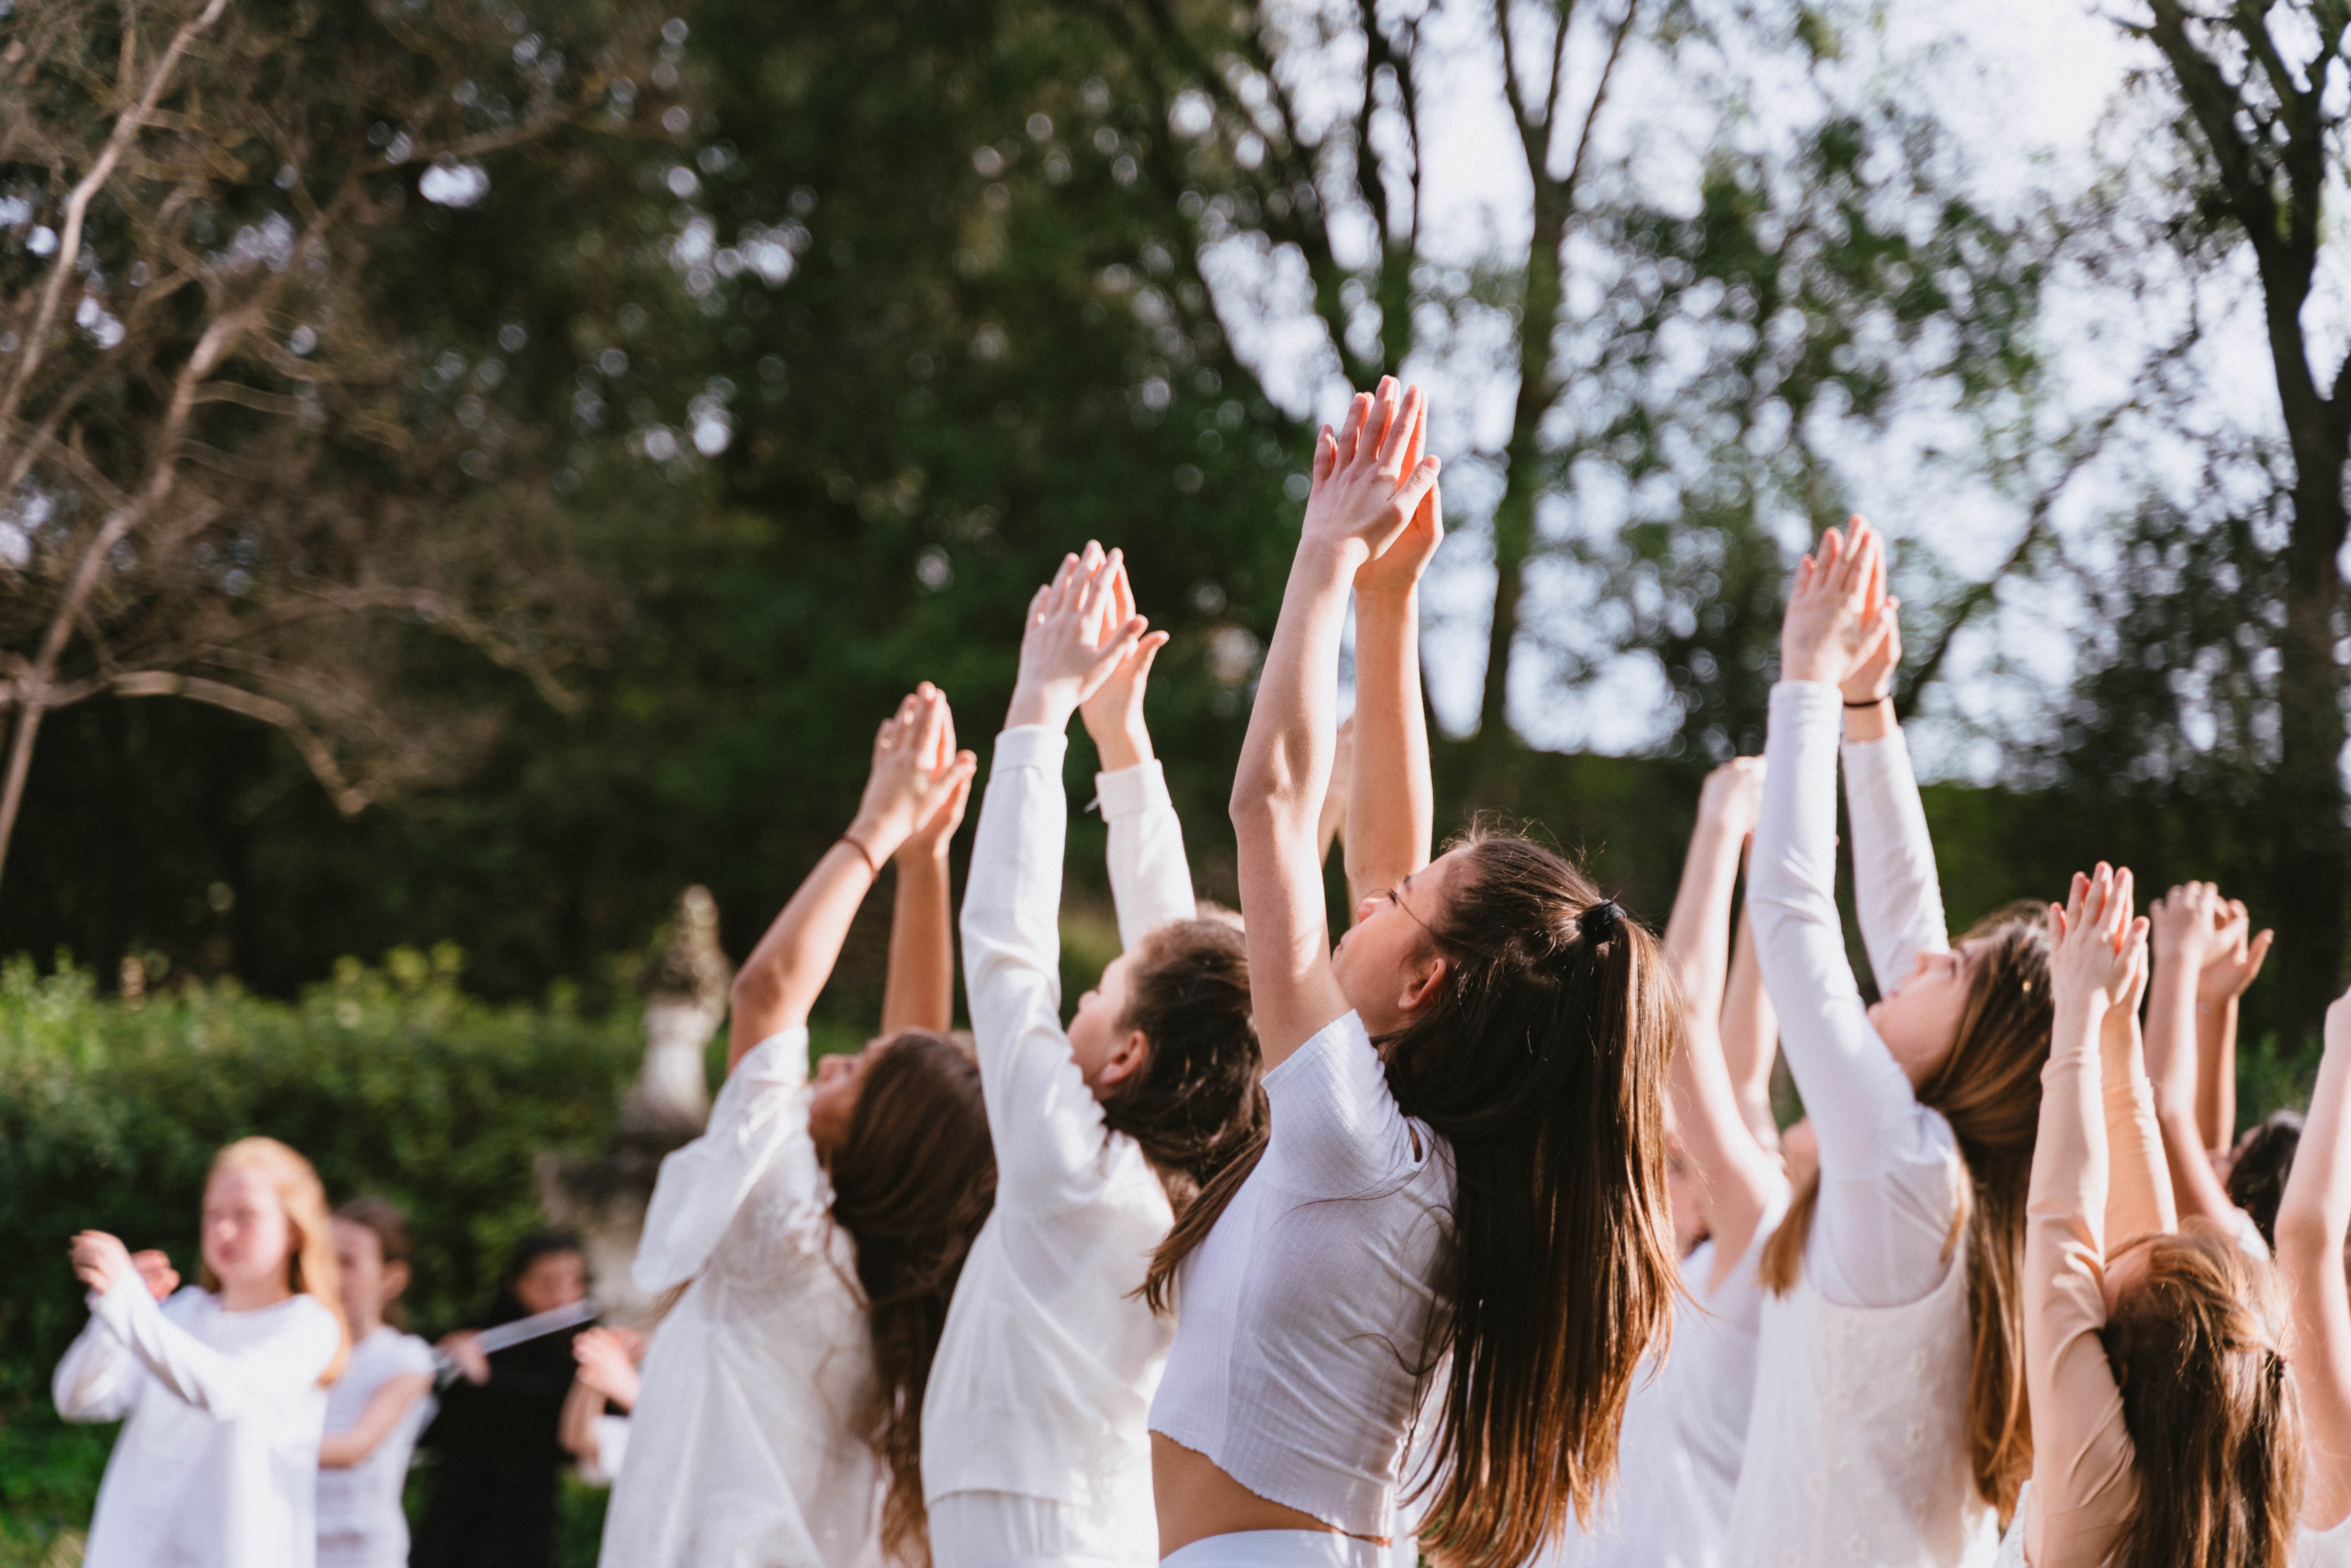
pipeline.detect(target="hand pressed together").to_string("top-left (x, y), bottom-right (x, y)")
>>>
top-left (1006, 544), bottom-right (1149, 734)
top-left (849, 683), bottom-right (977, 867)
top-left (1300, 378), bottom-right (1442, 574)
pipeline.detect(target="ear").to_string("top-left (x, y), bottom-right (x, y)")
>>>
top-left (382, 1259), bottom-right (411, 1303)
top-left (1096, 1028), bottom-right (1151, 1091)
top-left (1397, 953), bottom-right (1449, 1017)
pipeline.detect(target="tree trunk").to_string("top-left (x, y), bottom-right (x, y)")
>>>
top-left (2271, 446), bottom-right (2348, 1043)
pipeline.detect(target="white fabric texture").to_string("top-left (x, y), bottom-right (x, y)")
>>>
top-left (1534, 1181), bottom-right (1795, 1568)
top-left (580, 1413), bottom-right (631, 1487)
top-left (1160, 1531), bottom-right (1393, 1568)
top-left (1722, 1242), bottom-right (1996, 1568)
top-left (2301, 1515), bottom-right (2351, 1568)
top-left (924, 733), bottom-right (1196, 1561)
top-left (1150, 1009), bottom-right (1456, 1542)
top-left (315, 1324), bottom-right (437, 1568)
top-left (598, 1025), bottom-right (888, 1568)
top-left (1750, 681), bottom-right (1967, 1310)
top-left (54, 1282), bottom-right (342, 1568)
top-left (927, 1490), bottom-right (1144, 1568)
top-left (1992, 1484), bottom-right (2029, 1568)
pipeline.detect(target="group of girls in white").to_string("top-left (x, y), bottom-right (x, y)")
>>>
top-left (50, 377), bottom-right (2351, 1568)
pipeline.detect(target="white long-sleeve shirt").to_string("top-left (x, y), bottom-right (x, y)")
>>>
top-left (55, 1281), bottom-right (343, 1568)
top-left (316, 1325), bottom-right (438, 1568)
top-left (922, 730), bottom-right (1198, 1558)
top-left (600, 1024), bottom-right (887, 1568)
top-left (1749, 680), bottom-right (1966, 1308)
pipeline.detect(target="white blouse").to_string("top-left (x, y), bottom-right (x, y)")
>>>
top-left (599, 1025), bottom-right (888, 1568)
top-left (55, 1283), bottom-right (343, 1568)
top-left (1150, 1010), bottom-right (1457, 1543)
top-left (316, 1324), bottom-right (438, 1568)
top-left (922, 732), bottom-right (1198, 1560)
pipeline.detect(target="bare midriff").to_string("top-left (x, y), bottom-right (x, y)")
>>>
top-left (1151, 1432), bottom-right (1387, 1558)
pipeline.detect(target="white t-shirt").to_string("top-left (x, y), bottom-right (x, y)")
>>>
top-left (1150, 1010), bottom-right (1457, 1543)
top-left (316, 1325), bottom-right (437, 1568)
top-left (55, 1282), bottom-right (343, 1568)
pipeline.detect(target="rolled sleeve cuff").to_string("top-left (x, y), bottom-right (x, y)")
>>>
top-left (1769, 678), bottom-right (1843, 722)
top-left (1096, 759), bottom-right (1171, 821)
top-left (991, 725), bottom-right (1067, 778)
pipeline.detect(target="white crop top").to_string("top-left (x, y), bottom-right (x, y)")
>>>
top-left (1149, 1010), bottom-right (1457, 1540)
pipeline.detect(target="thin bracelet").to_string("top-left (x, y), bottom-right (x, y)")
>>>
top-left (1843, 696), bottom-right (1890, 709)
top-left (840, 833), bottom-right (881, 875)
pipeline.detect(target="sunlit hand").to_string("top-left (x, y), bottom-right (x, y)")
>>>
top-left (1696, 756), bottom-right (1767, 841)
top-left (130, 1249), bottom-right (180, 1302)
top-left (1301, 378), bottom-right (1441, 570)
top-left (2099, 918), bottom-right (2152, 1074)
top-left (851, 685), bottom-right (977, 866)
top-left (1078, 558), bottom-right (1171, 770)
top-left (1838, 540), bottom-right (1901, 704)
top-left (2049, 863), bottom-right (2148, 1023)
top-left (2197, 895), bottom-right (2272, 1006)
top-left (438, 1330), bottom-right (490, 1386)
top-left (1353, 394), bottom-right (1442, 599)
top-left (1006, 547), bottom-right (1148, 733)
top-left (898, 692), bottom-right (976, 862)
top-left (1780, 517), bottom-right (1885, 688)
top-left (2149, 881), bottom-right (2229, 970)
top-left (572, 1326), bottom-right (643, 1410)
top-left (69, 1231), bottom-right (139, 1296)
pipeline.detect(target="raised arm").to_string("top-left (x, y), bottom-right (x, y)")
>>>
top-left (65, 1237), bottom-right (340, 1419)
top-left (1835, 589), bottom-right (1952, 991)
top-left (1081, 560), bottom-right (1194, 948)
top-left (2144, 883), bottom-right (2241, 1226)
top-left (1231, 380), bottom-right (1440, 1064)
top-left (1665, 757), bottom-right (1786, 1285)
top-left (1720, 903), bottom-right (1782, 1153)
top-left (881, 698), bottom-right (974, 1036)
top-left (731, 686), bottom-right (975, 1067)
top-left (2195, 897), bottom-right (2271, 1155)
top-left (2278, 988), bottom-right (2351, 1531)
top-left (1342, 402), bottom-right (1439, 915)
top-left (2019, 866), bottom-right (2152, 1568)
top-left (319, 1371), bottom-right (434, 1468)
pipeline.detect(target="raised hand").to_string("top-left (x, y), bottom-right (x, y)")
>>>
top-left (2150, 882), bottom-right (2229, 972)
top-left (1780, 517), bottom-right (1886, 688)
top-left (899, 691), bottom-right (976, 862)
top-left (1839, 534), bottom-right (1901, 704)
top-left (1006, 546), bottom-right (1148, 733)
top-left (130, 1248), bottom-right (180, 1302)
top-left (573, 1325), bottom-right (644, 1409)
top-left (2049, 863), bottom-right (2148, 1022)
top-left (1696, 756), bottom-right (1767, 842)
top-left (1301, 378), bottom-right (1442, 571)
top-left (1078, 555), bottom-right (1172, 771)
top-left (850, 684), bottom-right (978, 867)
top-left (1353, 389), bottom-right (1442, 599)
top-left (68, 1230), bottom-right (138, 1296)
top-left (2197, 895), bottom-right (2273, 1006)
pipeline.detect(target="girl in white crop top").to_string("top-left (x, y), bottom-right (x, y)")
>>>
top-left (925, 546), bottom-right (1264, 1568)
top-left (1728, 520), bottom-right (2052, 1567)
top-left (1150, 380), bottom-right (1680, 1568)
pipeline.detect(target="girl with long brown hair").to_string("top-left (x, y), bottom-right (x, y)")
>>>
top-left (1993, 863), bottom-right (2302, 1568)
top-left (923, 544), bottom-right (1262, 1568)
top-left (1728, 518), bottom-right (2053, 1566)
top-left (2273, 981), bottom-right (2351, 1565)
top-left (55, 1136), bottom-right (350, 1568)
top-left (1148, 378), bottom-right (1680, 1568)
top-left (597, 683), bottom-right (996, 1568)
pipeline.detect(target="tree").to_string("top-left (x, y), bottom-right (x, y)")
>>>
top-left (0, 0), bottom-right (676, 889)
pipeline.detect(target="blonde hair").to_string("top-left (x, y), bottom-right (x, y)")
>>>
top-left (197, 1137), bottom-right (350, 1383)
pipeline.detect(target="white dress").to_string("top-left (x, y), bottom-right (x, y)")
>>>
top-left (54, 1282), bottom-right (343, 1568)
top-left (316, 1324), bottom-right (438, 1568)
top-left (597, 1024), bottom-right (888, 1568)
top-left (924, 737), bottom-right (1199, 1568)
top-left (1532, 1185), bottom-right (1792, 1568)
top-left (2302, 1516), bottom-right (2351, 1568)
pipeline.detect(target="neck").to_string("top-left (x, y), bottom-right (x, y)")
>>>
top-left (218, 1274), bottom-right (295, 1312)
top-left (347, 1304), bottom-right (384, 1337)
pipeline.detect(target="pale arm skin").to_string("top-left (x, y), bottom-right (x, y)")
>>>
top-left (1344, 404), bottom-right (1438, 916)
top-left (2276, 988), bottom-right (2351, 1532)
top-left (1719, 905), bottom-right (1782, 1153)
top-left (1664, 757), bottom-right (1785, 1288)
top-left (879, 696), bottom-right (973, 1037)
top-left (2194, 899), bottom-right (2271, 1157)
top-left (318, 1372), bottom-right (434, 1468)
top-left (2142, 883), bottom-right (2240, 1225)
top-left (558, 1375), bottom-right (605, 1465)
top-left (730, 685), bottom-right (977, 1069)
top-left (1317, 716), bottom-right (1354, 868)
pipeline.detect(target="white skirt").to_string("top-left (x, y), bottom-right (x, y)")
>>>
top-left (1160, 1531), bottom-right (1391, 1568)
top-left (929, 1490), bottom-right (1155, 1568)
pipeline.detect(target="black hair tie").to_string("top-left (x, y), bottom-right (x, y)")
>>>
top-left (1580, 899), bottom-right (1624, 941)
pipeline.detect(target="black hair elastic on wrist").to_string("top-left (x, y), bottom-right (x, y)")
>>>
top-left (1580, 899), bottom-right (1624, 942)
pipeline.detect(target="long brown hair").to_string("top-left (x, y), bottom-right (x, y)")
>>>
top-left (1103, 919), bottom-right (1264, 1213)
top-left (1759, 900), bottom-right (2052, 1519)
top-left (1149, 833), bottom-right (1680, 1568)
top-left (199, 1136), bottom-right (350, 1383)
top-left (2103, 1221), bottom-right (2303, 1568)
top-left (828, 1030), bottom-right (997, 1567)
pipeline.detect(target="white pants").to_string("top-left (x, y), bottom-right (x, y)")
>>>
top-left (929, 1490), bottom-right (1154, 1568)
top-left (1160, 1532), bottom-right (1394, 1568)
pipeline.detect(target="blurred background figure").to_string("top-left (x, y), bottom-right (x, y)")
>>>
top-left (319, 1197), bottom-right (438, 1568)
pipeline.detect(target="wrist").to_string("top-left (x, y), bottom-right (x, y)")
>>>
top-left (1004, 681), bottom-right (1075, 734)
top-left (893, 837), bottom-right (950, 869)
top-left (1296, 535), bottom-right (1371, 577)
top-left (844, 814), bottom-right (904, 867)
top-left (1354, 582), bottom-right (1418, 615)
top-left (1094, 725), bottom-right (1151, 772)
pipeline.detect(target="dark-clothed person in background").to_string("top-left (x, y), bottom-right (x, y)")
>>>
top-left (410, 1232), bottom-right (591, 1568)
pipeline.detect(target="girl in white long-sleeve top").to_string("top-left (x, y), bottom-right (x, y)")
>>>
top-left (1150, 380), bottom-right (1679, 1568)
top-left (925, 547), bottom-right (1262, 1568)
top-left (598, 683), bottom-right (997, 1568)
top-left (1534, 756), bottom-right (1792, 1568)
top-left (1728, 520), bottom-right (2053, 1568)
top-left (2274, 980), bottom-right (2351, 1566)
top-left (55, 1136), bottom-right (351, 1568)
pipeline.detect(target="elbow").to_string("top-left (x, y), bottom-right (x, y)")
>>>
top-left (2273, 1205), bottom-right (2336, 1262)
top-left (729, 963), bottom-right (781, 1019)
